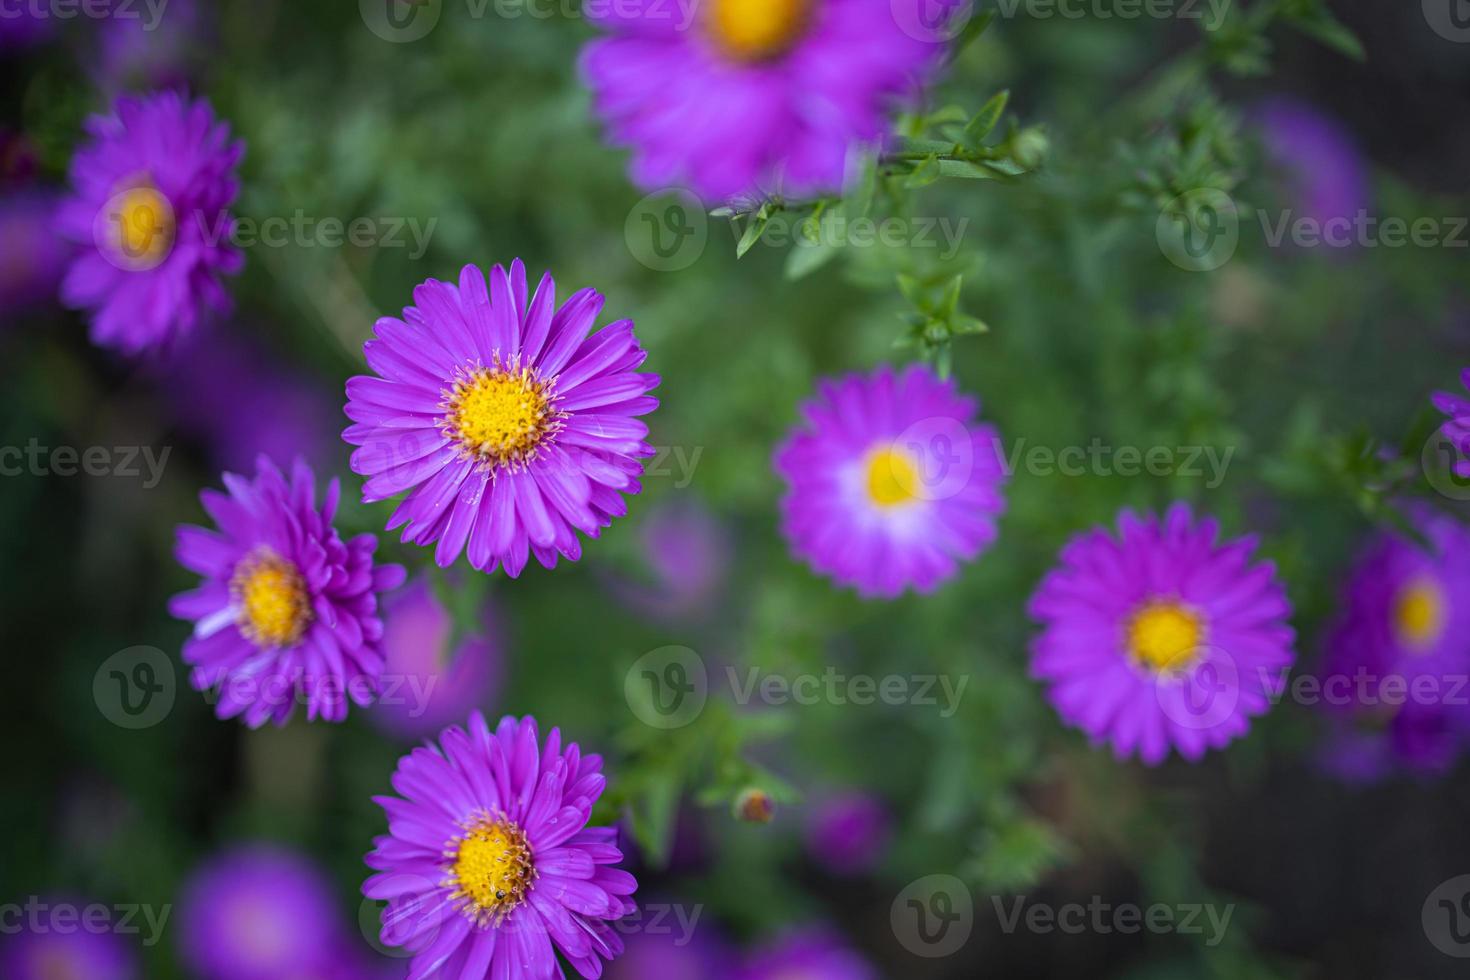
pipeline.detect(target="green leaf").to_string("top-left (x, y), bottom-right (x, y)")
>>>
top-left (785, 238), bottom-right (840, 280)
top-left (1287, 9), bottom-right (1365, 61)
top-left (904, 154), bottom-right (942, 188)
top-left (734, 210), bottom-right (770, 259)
top-left (947, 9), bottom-right (994, 64)
top-left (936, 159), bottom-right (1001, 180)
top-left (964, 90), bottom-right (1009, 146)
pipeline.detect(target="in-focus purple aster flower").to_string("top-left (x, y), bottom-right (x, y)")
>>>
top-left (773, 363), bottom-right (1007, 598)
top-left (362, 712), bottom-right (638, 979)
top-left (738, 928), bottom-right (875, 980)
top-left (1253, 97), bottom-right (1370, 243)
top-left (178, 845), bottom-right (342, 980)
top-left (58, 91), bottom-right (243, 355)
top-left (804, 791), bottom-right (891, 875)
top-left (1432, 368), bottom-right (1470, 479)
top-left (0, 902), bottom-right (136, 980)
top-left (0, 192), bottom-right (68, 314)
top-left (580, 0), bottom-right (961, 201)
top-left (168, 455), bottom-right (405, 727)
top-left (1028, 503), bottom-right (1296, 765)
top-left (1317, 506), bottom-right (1470, 776)
top-left (343, 259), bottom-right (660, 577)
top-left (369, 576), bottom-right (503, 740)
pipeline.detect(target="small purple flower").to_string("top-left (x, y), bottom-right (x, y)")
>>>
top-left (1318, 506), bottom-right (1470, 776)
top-left (804, 791), bottom-right (891, 875)
top-left (607, 921), bottom-right (731, 980)
top-left (343, 259), bottom-right (660, 577)
top-left (362, 712), bottom-right (638, 979)
top-left (1028, 503), bottom-right (1296, 765)
top-left (178, 845), bottom-right (341, 980)
top-left (1432, 368), bottom-right (1470, 479)
top-left (1253, 97), bottom-right (1370, 244)
top-left (0, 903), bottom-right (136, 980)
top-left (739, 928), bottom-right (876, 980)
top-left (58, 91), bottom-right (243, 355)
top-left (0, 192), bottom-right (68, 314)
top-left (93, 0), bottom-right (205, 92)
top-left (168, 455), bottom-right (405, 727)
top-left (580, 0), bottom-right (960, 201)
top-left (610, 499), bottom-right (731, 619)
top-left (369, 576), bottom-right (503, 740)
top-left (773, 363), bottom-right (1007, 598)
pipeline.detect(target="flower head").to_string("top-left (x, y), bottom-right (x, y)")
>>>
top-left (804, 791), bottom-right (891, 875)
top-left (1253, 97), bottom-right (1369, 241)
top-left (169, 455), bottom-right (405, 727)
top-left (363, 713), bottom-right (638, 979)
top-left (739, 928), bottom-right (875, 980)
top-left (773, 363), bottom-right (1007, 598)
top-left (58, 91), bottom-right (242, 354)
top-left (580, 0), bottom-right (961, 201)
top-left (1432, 368), bottom-right (1470, 479)
top-left (1028, 503), bottom-right (1296, 765)
top-left (343, 260), bottom-right (660, 577)
top-left (0, 902), bottom-right (136, 980)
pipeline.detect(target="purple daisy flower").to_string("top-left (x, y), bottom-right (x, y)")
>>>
top-left (362, 712), bottom-right (638, 979)
top-left (804, 791), bottom-right (891, 875)
top-left (0, 191), bottom-right (68, 315)
top-left (1253, 97), bottom-right (1370, 243)
top-left (369, 576), bottom-right (503, 741)
top-left (1318, 507), bottom-right (1470, 775)
top-left (57, 91), bottom-right (243, 355)
top-left (1432, 368), bottom-right (1470, 479)
top-left (178, 845), bottom-right (341, 980)
top-left (343, 259), bottom-right (660, 577)
top-left (773, 363), bottom-right (1007, 598)
top-left (738, 928), bottom-right (875, 980)
top-left (1028, 503), bottom-right (1296, 765)
top-left (580, 0), bottom-right (960, 201)
top-left (0, 902), bottom-right (136, 980)
top-left (168, 455), bottom-right (406, 727)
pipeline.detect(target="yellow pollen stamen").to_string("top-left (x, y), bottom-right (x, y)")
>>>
top-left (865, 446), bottom-right (921, 508)
top-left (231, 549), bottom-right (312, 648)
top-left (706, 0), bottom-right (812, 63)
top-left (445, 815), bottom-right (536, 926)
top-left (442, 361), bottom-right (560, 472)
top-left (1127, 600), bottom-right (1204, 672)
top-left (108, 184), bottom-right (175, 266)
top-left (1394, 576), bottom-right (1447, 651)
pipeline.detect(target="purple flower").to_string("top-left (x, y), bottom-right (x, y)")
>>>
top-left (0, 903), bottom-right (136, 980)
top-left (362, 712), bottom-right (638, 979)
top-left (773, 363), bottom-right (1007, 598)
top-left (610, 499), bottom-right (731, 619)
top-left (804, 791), bottom-right (891, 875)
top-left (1253, 97), bottom-right (1370, 242)
top-left (580, 0), bottom-right (959, 201)
top-left (739, 928), bottom-right (876, 980)
top-left (343, 259), bottom-right (660, 577)
top-left (178, 845), bottom-right (343, 980)
top-left (1432, 368), bottom-right (1470, 479)
top-left (369, 576), bottom-right (503, 740)
top-left (1028, 503), bottom-right (1296, 765)
top-left (93, 0), bottom-right (205, 92)
top-left (1317, 507), bottom-right (1470, 776)
top-left (168, 455), bottom-right (406, 727)
top-left (0, 192), bottom-right (68, 314)
top-left (607, 921), bottom-right (731, 980)
top-left (58, 91), bottom-right (243, 355)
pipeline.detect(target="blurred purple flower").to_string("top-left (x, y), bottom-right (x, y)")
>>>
top-left (804, 791), bottom-right (891, 875)
top-left (0, 902), bottom-right (136, 980)
top-left (178, 845), bottom-right (342, 980)
top-left (0, 192), bottom-right (67, 314)
top-left (93, 0), bottom-right (206, 92)
top-left (607, 921), bottom-right (732, 980)
top-left (1431, 368), bottom-right (1470, 479)
top-left (611, 499), bottom-right (730, 619)
top-left (368, 576), bottom-right (503, 740)
top-left (1253, 98), bottom-right (1371, 244)
top-left (739, 928), bottom-right (876, 980)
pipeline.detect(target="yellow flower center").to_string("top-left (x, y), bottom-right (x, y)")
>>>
top-left (108, 184), bottom-right (175, 266)
top-left (442, 363), bottom-right (559, 471)
top-left (706, 0), bottom-right (812, 63)
top-left (865, 446), bottom-right (921, 508)
top-left (1127, 600), bottom-right (1204, 672)
top-left (1394, 576), bottom-right (1447, 651)
top-left (231, 549), bottom-right (312, 648)
top-left (446, 816), bottom-right (536, 926)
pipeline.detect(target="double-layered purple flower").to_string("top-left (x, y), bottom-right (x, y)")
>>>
top-left (169, 456), bottom-right (405, 726)
top-left (362, 713), bottom-right (638, 979)
top-left (343, 259), bottom-right (660, 577)
top-left (58, 91), bottom-right (242, 354)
